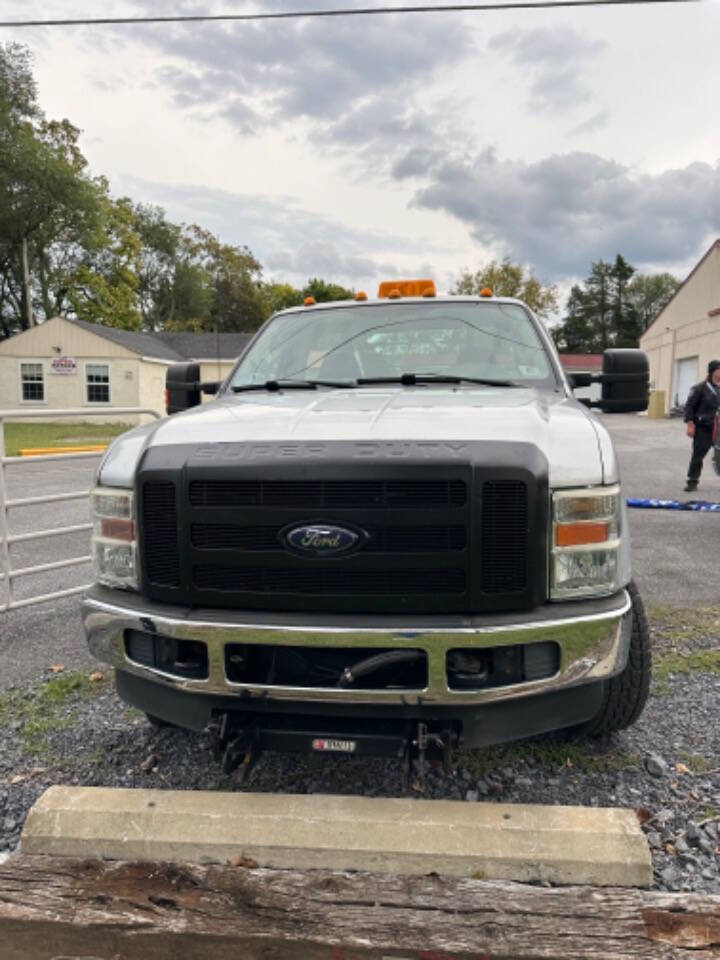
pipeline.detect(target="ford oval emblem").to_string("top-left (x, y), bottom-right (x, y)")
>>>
top-left (282, 524), bottom-right (362, 557)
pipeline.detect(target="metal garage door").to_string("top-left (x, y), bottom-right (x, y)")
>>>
top-left (673, 356), bottom-right (698, 408)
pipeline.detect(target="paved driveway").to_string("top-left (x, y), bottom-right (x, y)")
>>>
top-left (0, 414), bottom-right (717, 689)
top-left (602, 413), bottom-right (720, 608)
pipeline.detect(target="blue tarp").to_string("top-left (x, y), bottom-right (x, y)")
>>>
top-left (627, 498), bottom-right (720, 512)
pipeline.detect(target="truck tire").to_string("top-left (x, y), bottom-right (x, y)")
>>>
top-left (576, 581), bottom-right (651, 737)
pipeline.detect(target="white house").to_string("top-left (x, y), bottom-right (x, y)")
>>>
top-left (0, 317), bottom-right (252, 419)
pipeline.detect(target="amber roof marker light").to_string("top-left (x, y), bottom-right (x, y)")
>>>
top-left (303, 296), bottom-right (316, 306)
top-left (479, 287), bottom-right (493, 297)
top-left (378, 279), bottom-right (436, 298)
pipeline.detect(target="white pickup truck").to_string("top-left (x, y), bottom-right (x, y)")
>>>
top-left (83, 280), bottom-right (651, 776)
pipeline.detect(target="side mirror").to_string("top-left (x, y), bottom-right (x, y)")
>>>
top-left (166, 362), bottom-right (201, 414)
top-left (599, 349), bottom-right (649, 414)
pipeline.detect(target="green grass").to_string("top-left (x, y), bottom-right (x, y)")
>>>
top-left (646, 605), bottom-right (720, 689)
top-left (2, 421), bottom-right (133, 457)
top-left (653, 649), bottom-right (720, 682)
top-left (1, 670), bottom-right (107, 755)
top-left (677, 753), bottom-right (712, 775)
top-left (647, 604), bottom-right (720, 646)
top-left (458, 740), bottom-right (639, 778)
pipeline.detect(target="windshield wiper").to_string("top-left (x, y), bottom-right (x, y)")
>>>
top-left (356, 373), bottom-right (520, 388)
top-left (232, 378), bottom-right (356, 392)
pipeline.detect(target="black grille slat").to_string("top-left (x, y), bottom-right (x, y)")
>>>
top-left (191, 523), bottom-right (467, 553)
top-left (192, 524), bottom-right (280, 551)
top-left (365, 525), bottom-right (466, 552)
top-left (481, 481), bottom-right (528, 593)
top-left (193, 565), bottom-right (466, 595)
top-left (142, 482), bottom-right (180, 587)
top-left (189, 479), bottom-right (467, 509)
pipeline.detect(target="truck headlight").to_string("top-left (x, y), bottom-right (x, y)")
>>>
top-left (551, 485), bottom-right (621, 599)
top-left (91, 488), bottom-right (138, 589)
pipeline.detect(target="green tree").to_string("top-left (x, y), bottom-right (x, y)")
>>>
top-left (262, 281), bottom-right (303, 314)
top-left (451, 258), bottom-right (559, 322)
top-left (552, 256), bottom-right (678, 353)
top-left (65, 197), bottom-right (142, 330)
top-left (0, 43), bottom-right (106, 336)
top-left (189, 228), bottom-right (268, 331)
top-left (626, 272), bottom-right (680, 333)
top-left (0, 43), bottom-right (273, 339)
top-left (302, 277), bottom-right (355, 303)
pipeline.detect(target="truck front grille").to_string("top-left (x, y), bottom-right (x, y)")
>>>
top-left (138, 443), bottom-right (547, 613)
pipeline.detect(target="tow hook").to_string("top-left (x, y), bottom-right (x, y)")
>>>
top-left (405, 722), bottom-right (454, 793)
top-left (209, 714), bottom-right (259, 784)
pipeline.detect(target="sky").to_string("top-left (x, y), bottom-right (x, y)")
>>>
top-left (1, 0), bottom-right (720, 306)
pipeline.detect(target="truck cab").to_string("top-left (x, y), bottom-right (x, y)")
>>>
top-left (83, 281), bottom-right (650, 774)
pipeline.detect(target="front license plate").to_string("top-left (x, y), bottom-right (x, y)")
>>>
top-left (312, 738), bottom-right (357, 754)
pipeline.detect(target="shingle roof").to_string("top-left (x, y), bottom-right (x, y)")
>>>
top-left (155, 331), bottom-right (252, 361)
top-left (65, 318), bottom-right (252, 362)
top-left (66, 318), bottom-right (184, 360)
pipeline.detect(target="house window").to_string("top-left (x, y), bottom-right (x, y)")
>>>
top-left (86, 363), bottom-right (110, 403)
top-left (21, 363), bottom-right (44, 402)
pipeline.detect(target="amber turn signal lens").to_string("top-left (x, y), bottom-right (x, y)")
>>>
top-left (100, 518), bottom-right (136, 542)
top-left (555, 522), bottom-right (610, 548)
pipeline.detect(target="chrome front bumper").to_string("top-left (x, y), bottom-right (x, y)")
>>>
top-left (82, 586), bottom-right (632, 707)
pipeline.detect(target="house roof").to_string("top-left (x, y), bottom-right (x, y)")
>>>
top-left (66, 318), bottom-right (185, 360)
top-left (65, 318), bottom-right (252, 362)
top-left (641, 238), bottom-right (720, 340)
top-left (154, 331), bottom-right (252, 360)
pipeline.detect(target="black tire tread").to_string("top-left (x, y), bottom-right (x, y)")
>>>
top-left (582, 581), bottom-right (651, 737)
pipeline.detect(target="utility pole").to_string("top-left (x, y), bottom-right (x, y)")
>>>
top-left (22, 236), bottom-right (34, 328)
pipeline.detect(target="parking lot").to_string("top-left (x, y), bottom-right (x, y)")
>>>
top-left (0, 413), bottom-right (718, 690)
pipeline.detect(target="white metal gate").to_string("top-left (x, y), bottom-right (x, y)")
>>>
top-left (0, 408), bottom-right (160, 613)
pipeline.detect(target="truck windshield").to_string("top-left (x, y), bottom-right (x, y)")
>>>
top-left (229, 302), bottom-right (557, 389)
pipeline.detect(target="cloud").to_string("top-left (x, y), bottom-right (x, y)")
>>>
top-left (489, 27), bottom-right (605, 114)
top-left (121, 0), bottom-right (474, 136)
top-left (391, 146), bottom-right (445, 180)
top-left (412, 149), bottom-right (720, 278)
top-left (119, 176), bottom-right (451, 286)
top-left (568, 110), bottom-right (609, 137)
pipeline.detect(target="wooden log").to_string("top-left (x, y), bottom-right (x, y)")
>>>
top-left (0, 855), bottom-right (718, 960)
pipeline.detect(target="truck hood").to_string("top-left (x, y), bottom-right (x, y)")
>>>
top-left (99, 386), bottom-right (616, 489)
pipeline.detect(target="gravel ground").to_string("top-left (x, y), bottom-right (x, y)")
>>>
top-left (1, 607), bottom-right (718, 892)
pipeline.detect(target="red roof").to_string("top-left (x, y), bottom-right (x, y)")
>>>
top-left (559, 354), bottom-right (603, 370)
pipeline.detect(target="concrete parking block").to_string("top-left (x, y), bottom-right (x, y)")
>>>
top-left (21, 786), bottom-right (652, 887)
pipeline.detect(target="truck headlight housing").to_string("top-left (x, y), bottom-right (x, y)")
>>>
top-left (91, 488), bottom-right (138, 589)
top-left (551, 485), bottom-right (621, 599)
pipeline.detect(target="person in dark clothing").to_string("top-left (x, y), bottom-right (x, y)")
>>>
top-left (683, 359), bottom-right (720, 492)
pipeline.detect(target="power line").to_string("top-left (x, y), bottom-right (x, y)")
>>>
top-left (0, 0), bottom-right (701, 30)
